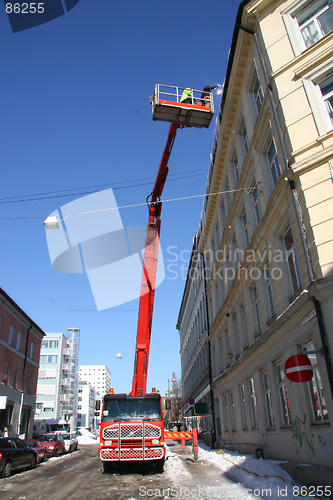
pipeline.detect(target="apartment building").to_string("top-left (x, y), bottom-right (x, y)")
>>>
top-left (178, 0), bottom-right (333, 482)
top-left (0, 287), bottom-right (45, 438)
top-left (77, 380), bottom-right (96, 429)
top-left (79, 365), bottom-right (111, 428)
top-left (36, 328), bottom-right (80, 426)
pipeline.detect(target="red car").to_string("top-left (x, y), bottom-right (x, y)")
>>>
top-left (39, 434), bottom-right (65, 457)
top-left (24, 440), bottom-right (46, 463)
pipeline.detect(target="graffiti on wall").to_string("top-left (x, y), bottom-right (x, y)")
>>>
top-left (292, 414), bottom-right (314, 455)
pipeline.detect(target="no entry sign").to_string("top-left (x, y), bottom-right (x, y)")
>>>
top-left (284, 354), bottom-right (313, 383)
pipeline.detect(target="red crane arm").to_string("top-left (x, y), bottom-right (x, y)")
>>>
top-left (131, 122), bottom-right (179, 397)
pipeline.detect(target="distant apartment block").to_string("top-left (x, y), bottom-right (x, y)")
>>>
top-left (79, 365), bottom-right (111, 400)
top-left (36, 328), bottom-right (80, 426)
top-left (0, 287), bottom-right (45, 438)
top-left (77, 380), bottom-right (96, 429)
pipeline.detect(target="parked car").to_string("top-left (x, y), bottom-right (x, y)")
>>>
top-left (24, 439), bottom-right (46, 463)
top-left (62, 433), bottom-right (78, 453)
top-left (0, 437), bottom-right (38, 478)
top-left (39, 434), bottom-right (65, 457)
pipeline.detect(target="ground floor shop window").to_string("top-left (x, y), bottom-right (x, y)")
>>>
top-left (303, 341), bottom-right (328, 421)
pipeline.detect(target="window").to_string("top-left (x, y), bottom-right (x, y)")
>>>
top-left (49, 340), bottom-right (59, 348)
top-left (40, 355), bottom-right (47, 364)
top-left (242, 212), bottom-right (250, 248)
top-left (8, 325), bottom-right (14, 346)
top-left (16, 332), bottom-right (22, 352)
top-left (276, 361), bottom-right (291, 426)
top-left (222, 394), bottom-right (229, 432)
top-left (240, 384), bottom-right (248, 430)
top-left (48, 355), bottom-right (58, 363)
top-left (29, 342), bottom-right (34, 359)
top-left (3, 364), bottom-right (10, 385)
top-left (298, 0), bottom-right (333, 48)
top-left (230, 391), bottom-right (236, 431)
top-left (12, 368), bottom-right (18, 389)
top-left (0, 315), bottom-right (2, 329)
top-left (252, 187), bottom-right (262, 225)
top-left (267, 137), bottom-right (281, 187)
top-left (251, 285), bottom-right (261, 334)
top-left (262, 369), bottom-right (275, 428)
top-left (231, 149), bottom-right (240, 185)
top-left (26, 375), bottom-right (31, 394)
top-left (318, 72), bottom-right (333, 125)
top-left (232, 313), bottom-right (240, 358)
top-left (264, 264), bottom-right (276, 319)
top-left (249, 378), bottom-right (258, 428)
top-left (303, 341), bottom-right (328, 421)
top-left (41, 341), bottom-right (48, 348)
top-left (239, 116), bottom-right (249, 156)
top-left (249, 64), bottom-right (264, 115)
top-left (283, 227), bottom-right (302, 295)
top-left (239, 305), bottom-right (249, 348)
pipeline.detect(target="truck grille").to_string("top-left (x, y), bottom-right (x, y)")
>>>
top-left (103, 423), bottom-right (161, 440)
top-left (100, 447), bottom-right (163, 461)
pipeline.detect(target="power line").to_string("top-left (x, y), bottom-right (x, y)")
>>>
top-left (0, 186), bottom-right (256, 220)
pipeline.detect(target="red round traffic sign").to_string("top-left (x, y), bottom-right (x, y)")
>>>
top-left (284, 354), bottom-right (313, 383)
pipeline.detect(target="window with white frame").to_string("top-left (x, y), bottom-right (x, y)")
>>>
top-left (303, 67), bottom-right (333, 135)
top-left (267, 137), bottom-right (281, 188)
top-left (249, 63), bottom-right (264, 116)
top-left (251, 284), bottom-right (261, 334)
top-left (264, 263), bottom-right (276, 319)
top-left (239, 116), bottom-right (249, 157)
top-left (242, 211), bottom-right (250, 248)
top-left (262, 369), bottom-right (275, 428)
top-left (283, 226), bottom-right (302, 295)
top-left (240, 384), bottom-right (248, 430)
top-left (230, 148), bottom-right (240, 185)
top-left (8, 325), bottom-right (14, 346)
top-left (284, 0), bottom-right (333, 55)
top-left (230, 391), bottom-right (237, 431)
top-left (222, 393), bottom-right (229, 432)
top-left (249, 377), bottom-right (259, 428)
top-left (303, 340), bottom-right (328, 421)
top-left (319, 72), bottom-right (333, 124)
top-left (276, 361), bottom-right (292, 426)
top-left (252, 186), bottom-right (262, 226)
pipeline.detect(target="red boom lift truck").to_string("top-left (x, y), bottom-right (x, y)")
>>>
top-left (98, 85), bottom-right (214, 472)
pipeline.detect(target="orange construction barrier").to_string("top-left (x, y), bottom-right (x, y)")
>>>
top-left (164, 428), bottom-right (199, 460)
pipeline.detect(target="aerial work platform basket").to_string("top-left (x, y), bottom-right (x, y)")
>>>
top-left (151, 84), bottom-right (214, 128)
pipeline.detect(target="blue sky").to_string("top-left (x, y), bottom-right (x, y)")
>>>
top-left (0, 1), bottom-right (240, 396)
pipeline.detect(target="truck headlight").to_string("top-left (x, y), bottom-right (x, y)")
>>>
top-left (104, 440), bottom-right (112, 446)
top-left (151, 439), bottom-right (159, 445)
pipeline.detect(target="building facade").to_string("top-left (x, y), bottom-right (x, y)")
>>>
top-left (77, 380), bottom-right (96, 429)
top-left (79, 364), bottom-right (111, 428)
top-left (36, 328), bottom-right (80, 426)
top-left (0, 287), bottom-right (45, 438)
top-left (36, 332), bottom-right (66, 421)
top-left (178, 0), bottom-right (333, 479)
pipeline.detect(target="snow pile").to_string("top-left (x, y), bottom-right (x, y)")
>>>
top-left (77, 435), bottom-right (98, 445)
top-left (198, 443), bottom-right (300, 500)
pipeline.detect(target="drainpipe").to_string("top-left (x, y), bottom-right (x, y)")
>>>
top-left (196, 248), bottom-right (216, 447)
top-left (237, 25), bottom-right (333, 399)
top-left (18, 323), bottom-right (33, 436)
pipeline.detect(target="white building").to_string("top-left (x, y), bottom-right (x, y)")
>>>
top-left (79, 365), bottom-right (111, 400)
top-left (36, 328), bottom-right (80, 426)
top-left (36, 332), bottom-right (66, 420)
top-left (77, 380), bottom-right (96, 429)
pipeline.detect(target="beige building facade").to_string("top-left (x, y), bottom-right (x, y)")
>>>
top-left (179, 0), bottom-right (333, 480)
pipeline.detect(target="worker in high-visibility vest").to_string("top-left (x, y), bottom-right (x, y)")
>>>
top-left (180, 87), bottom-right (193, 104)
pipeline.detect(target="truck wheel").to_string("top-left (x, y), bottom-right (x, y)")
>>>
top-left (2, 461), bottom-right (12, 478)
